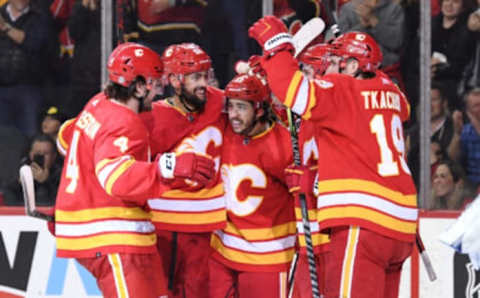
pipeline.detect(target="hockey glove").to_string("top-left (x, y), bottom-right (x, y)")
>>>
top-left (158, 152), bottom-right (215, 186)
top-left (248, 16), bottom-right (294, 58)
top-left (285, 164), bottom-right (318, 196)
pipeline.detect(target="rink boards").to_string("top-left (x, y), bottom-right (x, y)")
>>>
top-left (0, 208), bottom-right (475, 298)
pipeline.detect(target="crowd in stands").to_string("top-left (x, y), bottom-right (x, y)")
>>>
top-left (0, 0), bottom-right (479, 210)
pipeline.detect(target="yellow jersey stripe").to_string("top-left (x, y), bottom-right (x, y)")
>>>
top-left (56, 233), bottom-right (156, 250)
top-left (318, 206), bottom-right (417, 234)
top-left (106, 159), bottom-right (135, 195)
top-left (109, 254), bottom-right (129, 298)
top-left (151, 209), bottom-right (225, 224)
top-left (223, 221), bottom-right (297, 241)
top-left (285, 71), bottom-right (303, 108)
top-left (160, 183), bottom-right (224, 199)
top-left (294, 207), bottom-right (317, 221)
top-left (58, 118), bottom-right (75, 152)
top-left (303, 80), bottom-right (317, 120)
top-left (340, 226), bottom-right (359, 298)
top-left (297, 233), bottom-right (330, 247)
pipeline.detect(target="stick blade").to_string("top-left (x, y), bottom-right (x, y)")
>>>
top-left (19, 165), bottom-right (54, 221)
top-left (293, 17), bottom-right (326, 57)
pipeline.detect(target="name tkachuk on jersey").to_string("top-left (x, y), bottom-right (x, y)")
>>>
top-left (210, 122), bottom-right (297, 272)
top-left (55, 93), bottom-right (170, 258)
top-left (147, 86), bottom-right (228, 232)
top-left (361, 90), bottom-right (401, 111)
top-left (263, 51), bottom-right (418, 242)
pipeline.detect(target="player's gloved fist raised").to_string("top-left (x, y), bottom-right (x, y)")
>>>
top-left (158, 152), bottom-right (215, 186)
top-left (248, 16), bottom-right (294, 58)
top-left (285, 164), bottom-right (317, 196)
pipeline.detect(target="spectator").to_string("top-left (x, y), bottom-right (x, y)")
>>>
top-left (40, 106), bottom-right (68, 141)
top-left (430, 159), bottom-right (475, 210)
top-left (123, 0), bottom-right (206, 55)
top-left (432, 0), bottom-right (475, 109)
top-left (458, 0), bottom-right (480, 95)
top-left (4, 134), bottom-right (61, 206)
top-left (338, 0), bottom-right (406, 87)
top-left (407, 81), bottom-right (456, 185)
top-left (64, 0), bottom-right (100, 117)
top-left (450, 87), bottom-right (480, 189)
top-left (0, 0), bottom-right (53, 137)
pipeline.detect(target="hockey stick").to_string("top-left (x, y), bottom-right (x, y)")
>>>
top-left (416, 231), bottom-right (437, 281)
top-left (286, 109), bottom-right (321, 298)
top-left (322, 0), bottom-right (340, 38)
top-left (19, 165), bottom-right (54, 221)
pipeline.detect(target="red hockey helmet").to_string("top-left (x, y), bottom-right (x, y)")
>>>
top-left (225, 74), bottom-right (270, 106)
top-left (107, 42), bottom-right (163, 87)
top-left (298, 43), bottom-right (333, 76)
top-left (331, 31), bottom-right (383, 72)
top-left (162, 43), bottom-right (212, 76)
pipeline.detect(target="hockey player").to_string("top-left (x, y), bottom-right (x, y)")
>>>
top-left (209, 73), bottom-right (296, 297)
top-left (54, 42), bottom-right (215, 298)
top-left (249, 17), bottom-right (418, 298)
top-left (290, 43), bottom-right (336, 298)
top-left (146, 43), bottom-right (227, 298)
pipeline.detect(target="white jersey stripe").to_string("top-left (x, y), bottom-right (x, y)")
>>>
top-left (291, 76), bottom-right (310, 116)
top-left (148, 196), bottom-right (225, 212)
top-left (97, 156), bottom-right (131, 189)
top-left (214, 230), bottom-right (296, 253)
top-left (317, 192), bottom-right (418, 221)
top-left (56, 220), bottom-right (155, 237)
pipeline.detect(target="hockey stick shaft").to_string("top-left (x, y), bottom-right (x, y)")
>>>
top-left (287, 110), bottom-right (321, 298)
top-left (322, 0), bottom-right (340, 37)
top-left (416, 232), bottom-right (437, 281)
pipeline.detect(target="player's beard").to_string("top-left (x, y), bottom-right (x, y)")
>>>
top-left (179, 84), bottom-right (206, 113)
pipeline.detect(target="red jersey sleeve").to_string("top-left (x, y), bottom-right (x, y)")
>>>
top-left (92, 110), bottom-right (168, 203)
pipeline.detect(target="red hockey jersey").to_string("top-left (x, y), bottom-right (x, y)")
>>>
top-left (210, 122), bottom-right (297, 272)
top-left (262, 52), bottom-right (418, 242)
top-left (147, 86), bottom-right (228, 232)
top-left (55, 93), bottom-right (169, 258)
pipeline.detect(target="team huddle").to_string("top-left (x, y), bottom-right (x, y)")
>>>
top-left (49, 15), bottom-right (418, 298)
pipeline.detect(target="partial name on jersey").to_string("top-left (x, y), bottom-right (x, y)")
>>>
top-left (361, 90), bottom-right (401, 112)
